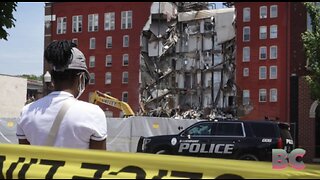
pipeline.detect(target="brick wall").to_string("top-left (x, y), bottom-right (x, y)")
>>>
top-left (298, 76), bottom-right (315, 162)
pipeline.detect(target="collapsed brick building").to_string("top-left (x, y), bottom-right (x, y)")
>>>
top-left (139, 2), bottom-right (236, 120)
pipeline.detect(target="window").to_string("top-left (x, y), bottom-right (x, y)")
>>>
top-left (123, 35), bottom-right (129, 47)
top-left (214, 123), bottom-right (244, 136)
top-left (89, 56), bottom-right (95, 68)
top-left (57, 17), bottom-right (67, 34)
top-left (259, 26), bottom-right (267, 39)
top-left (259, 89), bottom-right (267, 102)
top-left (259, 46), bottom-right (267, 60)
top-left (243, 68), bottom-right (249, 77)
top-left (270, 25), bottom-right (278, 39)
top-left (186, 122), bottom-right (213, 136)
top-left (88, 92), bottom-right (94, 102)
top-left (259, 66), bottom-right (267, 79)
top-left (250, 123), bottom-right (277, 138)
top-left (122, 71), bottom-right (128, 84)
top-left (260, 6), bottom-right (267, 19)
top-left (270, 46), bottom-right (277, 59)
top-left (88, 14), bottom-right (98, 32)
top-left (105, 72), bottom-right (112, 84)
top-left (72, 38), bottom-right (78, 45)
top-left (89, 38), bottom-right (96, 49)
top-left (106, 55), bottom-right (112, 67)
top-left (307, 12), bottom-right (312, 31)
top-left (270, 5), bottom-right (278, 18)
top-left (122, 92), bottom-right (128, 102)
top-left (243, 47), bottom-right (250, 62)
top-left (121, 10), bottom-right (132, 29)
top-left (243, 90), bottom-right (250, 105)
top-left (270, 66), bottom-right (277, 79)
top-left (72, 15), bottom-right (82, 33)
top-left (243, 7), bottom-right (250, 22)
top-left (106, 36), bottom-right (112, 48)
top-left (270, 88), bottom-right (278, 102)
top-left (104, 12), bottom-right (115, 31)
top-left (123, 54), bottom-right (129, 66)
top-left (89, 73), bottom-right (95, 84)
top-left (243, 26), bottom-right (250, 42)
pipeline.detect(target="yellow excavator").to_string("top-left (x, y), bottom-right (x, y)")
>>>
top-left (89, 91), bottom-right (135, 117)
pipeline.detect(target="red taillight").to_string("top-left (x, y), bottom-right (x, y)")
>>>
top-left (277, 138), bottom-right (283, 149)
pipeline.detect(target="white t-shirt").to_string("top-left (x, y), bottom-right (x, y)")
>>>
top-left (16, 91), bottom-right (107, 149)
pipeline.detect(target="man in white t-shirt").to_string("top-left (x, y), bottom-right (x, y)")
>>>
top-left (16, 40), bottom-right (107, 150)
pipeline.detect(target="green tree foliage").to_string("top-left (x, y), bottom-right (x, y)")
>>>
top-left (20, 74), bottom-right (42, 81)
top-left (0, 2), bottom-right (17, 41)
top-left (302, 2), bottom-right (320, 100)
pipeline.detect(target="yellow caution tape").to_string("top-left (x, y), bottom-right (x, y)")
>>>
top-left (0, 144), bottom-right (319, 179)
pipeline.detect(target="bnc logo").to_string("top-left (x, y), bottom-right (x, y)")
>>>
top-left (272, 148), bottom-right (306, 170)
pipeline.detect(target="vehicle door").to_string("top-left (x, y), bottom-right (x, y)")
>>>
top-left (210, 122), bottom-right (245, 159)
top-left (278, 123), bottom-right (294, 153)
top-left (177, 122), bottom-right (214, 157)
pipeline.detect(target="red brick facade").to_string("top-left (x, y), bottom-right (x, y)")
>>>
top-left (298, 76), bottom-right (316, 162)
top-left (44, 2), bottom-right (152, 117)
top-left (235, 2), bottom-right (318, 162)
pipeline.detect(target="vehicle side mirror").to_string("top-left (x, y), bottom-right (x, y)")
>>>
top-left (181, 131), bottom-right (189, 137)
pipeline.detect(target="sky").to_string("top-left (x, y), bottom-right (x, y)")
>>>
top-left (0, 2), bottom-right (45, 76)
top-left (0, 2), bottom-right (224, 77)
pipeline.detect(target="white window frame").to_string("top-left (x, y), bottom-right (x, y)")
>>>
top-left (270, 66), bottom-right (277, 79)
top-left (243, 90), bottom-right (250, 105)
top-left (121, 10), bottom-right (132, 29)
top-left (270, 25), bottom-right (278, 39)
top-left (270, 88), bottom-right (278, 102)
top-left (123, 35), bottom-right (129, 47)
top-left (122, 54), bottom-right (129, 66)
top-left (259, 89), bottom-right (267, 102)
top-left (89, 73), bottom-right (95, 85)
top-left (270, 46), bottom-right (278, 59)
top-left (89, 37), bottom-right (96, 49)
top-left (105, 72), bottom-right (112, 84)
top-left (57, 17), bottom-right (67, 34)
top-left (243, 26), bottom-right (250, 42)
top-left (243, 68), bottom-right (249, 77)
top-left (72, 15), bottom-right (82, 33)
top-left (89, 56), bottom-right (95, 68)
top-left (243, 7), bottom-right (250, 22)
top-left (260, 6), bottom-right (267, 19)
top-left (259, 26), bottom-right (267, 39)
top-left (270, 5), bottom-right (278, 18)
top-left (259, 46), bottom-right (267, 60)
top-left (88, 14), bottom-right (99, 32)
top-left (122, 91), bottom-right (128, 103)
top-left (106, 36), bottom-right (112, 48)
top-left (242, 47), bottom-right (250, 62)
top-left (259, 66), bottom-right (267, 80)
top-left (122, 71), bottom-right (128, 84)
top-left (106, 55), bottom-right (112, 67)
top-left (104, 12), bottom-right (115, 31)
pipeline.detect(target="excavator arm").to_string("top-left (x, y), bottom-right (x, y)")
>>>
top-left (90, 91), bottom-right (135, 117)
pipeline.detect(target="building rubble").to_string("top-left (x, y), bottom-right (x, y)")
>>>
top-left (138, 2), bottom-right (237, 120)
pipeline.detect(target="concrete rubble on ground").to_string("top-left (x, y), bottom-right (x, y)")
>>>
top-left (139, 2), bottom-right (237, 120)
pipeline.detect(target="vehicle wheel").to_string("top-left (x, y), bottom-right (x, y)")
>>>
top-left (154, 148), bottom-right (171, 155)
top-left (239, 154), bottom-right (259, 161)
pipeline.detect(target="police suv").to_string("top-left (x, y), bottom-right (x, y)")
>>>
top-left (136, 120), bottom-right (294, 161)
